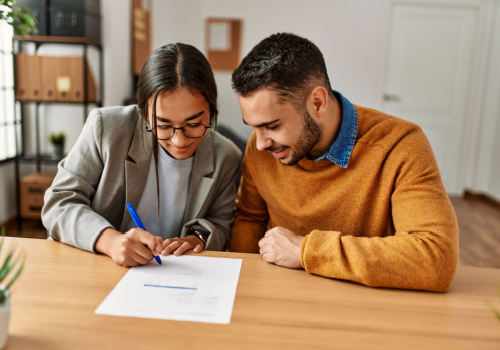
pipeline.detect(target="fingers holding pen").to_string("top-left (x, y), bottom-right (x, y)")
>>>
top-left (114, 228), bottom-right (164, 266)
top-left (142, 232), bottom-right (164, 257)
top-left (107, 227), bottom-right (204, 266)
top-left (125, 203), bottom-right (163, 264)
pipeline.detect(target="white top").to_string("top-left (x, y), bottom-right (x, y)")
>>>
top-left (129, 146), bottom-right (194, 239)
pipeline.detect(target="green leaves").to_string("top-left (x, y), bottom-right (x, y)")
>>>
top-left (0, 226), bottom-right (25, 305)
top-left (0, 0), bottom-right (39, 36)
top-left (47, 132), bottom-right (66, 146)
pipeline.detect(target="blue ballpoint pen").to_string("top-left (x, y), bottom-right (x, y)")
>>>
top-left (127, 203), bottom-right (162, 265)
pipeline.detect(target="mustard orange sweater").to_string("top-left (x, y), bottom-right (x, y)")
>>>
top-left (230, 105), bottom-right (458, 292)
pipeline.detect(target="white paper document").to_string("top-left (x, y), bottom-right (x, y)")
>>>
top-left (95, 255), bottom-right (242, 324)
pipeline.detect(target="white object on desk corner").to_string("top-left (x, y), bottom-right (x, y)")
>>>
top-left (0, 289), bottom-right (10, 349)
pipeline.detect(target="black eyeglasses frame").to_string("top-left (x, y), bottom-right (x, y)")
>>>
top-left (146, 121), bottom-right (212, 141)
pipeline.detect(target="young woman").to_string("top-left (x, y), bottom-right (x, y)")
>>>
top-left (42, 43), bottom-right (242, 267)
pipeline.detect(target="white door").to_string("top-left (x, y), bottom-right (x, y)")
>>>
top-left (382, 1), bottom-right (480, 195)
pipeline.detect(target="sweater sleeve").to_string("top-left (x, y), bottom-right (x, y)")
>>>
top-left (300, 126), bottom-right (459, 292)
top-left (230, 134), bottom-right (269, 253)
top-left (42, 108), bottom-right (114, 252)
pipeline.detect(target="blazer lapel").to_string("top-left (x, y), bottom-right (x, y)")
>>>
top-left (120, 117), bottom-right (153, 232)
top-left (183, 133), bottom-right (215, 221)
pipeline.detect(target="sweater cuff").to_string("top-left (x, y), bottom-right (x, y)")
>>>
top-left (300, 230), bottom-right (342, 274)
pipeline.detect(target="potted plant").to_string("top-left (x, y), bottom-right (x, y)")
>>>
top-left (0, 0), bottom-right (38, 35)
top-left (47, 132), bottom-right (66, 160)
top-left (0, 227), bottom-right (25, 349)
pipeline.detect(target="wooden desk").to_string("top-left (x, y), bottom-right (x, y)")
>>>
top-left (4, 237), bottom-right (500, 349)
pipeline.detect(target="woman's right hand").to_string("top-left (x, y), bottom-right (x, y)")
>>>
top-left (95, 227), bottom-right (164, 267)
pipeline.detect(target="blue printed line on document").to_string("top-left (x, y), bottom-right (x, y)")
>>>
top-left (144, 284), bottom-right (197, 290)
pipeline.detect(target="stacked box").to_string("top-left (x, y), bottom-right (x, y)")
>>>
top-left (49, 0), bottom-right (101, 40)
top-left (15, 53), bottom-right (98, 102)
top-left (14, 0), bottom-right (101, 40)
top-left (19, 172), bottom-right (56, 219)
top-left (15, 0), bottom-right (49, 36)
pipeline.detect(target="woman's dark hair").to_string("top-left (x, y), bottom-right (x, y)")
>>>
top-left (232, 32), bottom-right (333, 110)
top-left (137, 43), bottom-right (218, 126)
top-left (135, 43), bottom-right (217, 215)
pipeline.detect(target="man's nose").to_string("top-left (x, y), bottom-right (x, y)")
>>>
top-left (255, 129), bottom-right (272, 151)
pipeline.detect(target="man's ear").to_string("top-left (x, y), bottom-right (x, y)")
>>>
top-left (308, 86), bottom-right (329, 118)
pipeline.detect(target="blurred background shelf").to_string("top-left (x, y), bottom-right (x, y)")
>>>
top-left (12, 0), bottom-right (104, 230)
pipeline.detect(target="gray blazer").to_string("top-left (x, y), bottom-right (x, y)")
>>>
top-left (42, 105), bottom-right (242, 253)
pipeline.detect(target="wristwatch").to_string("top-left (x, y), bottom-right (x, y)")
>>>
top-left (187, 229), bottom-right (209, 247)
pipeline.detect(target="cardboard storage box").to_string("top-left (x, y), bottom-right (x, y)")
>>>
top-left (19, 172), bottom-right (56, 219)
top-left (15, 53), bottom-right (98, 102)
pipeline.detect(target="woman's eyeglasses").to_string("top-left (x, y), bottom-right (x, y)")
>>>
top-left (146, 122), bottom-right (212, 140)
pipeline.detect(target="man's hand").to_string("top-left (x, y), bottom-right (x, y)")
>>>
top-left (96, 227), bottom-right (164, 267)
top-left (258, 226), bottom-right (304, 268)
top-left (161, 235), bottom-right (205, 257)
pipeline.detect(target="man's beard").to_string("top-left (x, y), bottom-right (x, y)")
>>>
top-left (273, 110), bottom-right (322, 166)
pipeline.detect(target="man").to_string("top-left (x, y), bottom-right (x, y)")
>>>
top-left (230, 32), bottom-right (458, 292)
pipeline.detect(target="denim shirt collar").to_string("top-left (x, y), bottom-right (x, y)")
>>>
top-left (309, 90), bottom-right (358, 168)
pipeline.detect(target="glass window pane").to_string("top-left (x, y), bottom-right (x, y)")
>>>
top-left (4, 55), bottom-right (14, 88)
top-left (0, 21), bottom-right (15, 161)
top-left (1, 21), bottom-right (13, 53)
top-left (4, 90), bottom-right (14, 123)
top-left (6, 124), bottom-right (16, 158)
top-left (0, 53), bottom-right (4, 86)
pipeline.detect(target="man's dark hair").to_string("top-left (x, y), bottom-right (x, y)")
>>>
top-left (232, 32), bottom-right (333, 109)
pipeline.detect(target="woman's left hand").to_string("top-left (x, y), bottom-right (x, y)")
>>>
top-left (161, 235), bottom-right (205, 256)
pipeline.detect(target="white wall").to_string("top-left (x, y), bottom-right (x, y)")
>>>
top-left (473, 0), bottom-right (500, 201)
top-left (151, 0), bottom-right (203, 49)
top-left (101, 0), bottom-right (132, 106)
